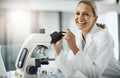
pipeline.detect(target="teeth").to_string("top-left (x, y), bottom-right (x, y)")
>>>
top-left (78, 21), bottom-right (85, 23)
top-left (77, 21), bottom-right (86, 25)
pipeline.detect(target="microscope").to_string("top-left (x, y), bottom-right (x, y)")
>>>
top-left (15, 29), bottom-right (65, 78)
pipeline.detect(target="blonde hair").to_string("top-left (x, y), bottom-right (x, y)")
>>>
top-left (77, 0), bottom-right (106, 29)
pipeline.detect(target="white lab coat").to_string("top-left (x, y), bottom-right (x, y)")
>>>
top-left (55, 25), bottom-right (120, 78)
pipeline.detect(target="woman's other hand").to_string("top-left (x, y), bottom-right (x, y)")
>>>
top-left (52, 39), bottom-right (63, 56)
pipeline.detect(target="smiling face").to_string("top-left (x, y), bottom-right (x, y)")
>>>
top-left (75, 2), bottom-right (98, 33)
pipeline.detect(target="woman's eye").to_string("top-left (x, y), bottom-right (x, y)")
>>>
top-left (76, 12), bottom-right (80, 15)
top-left (84, 13), bottom-right (89, 16)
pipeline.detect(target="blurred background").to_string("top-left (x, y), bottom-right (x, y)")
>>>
top-left (0, 0), bottom-right (120, 71)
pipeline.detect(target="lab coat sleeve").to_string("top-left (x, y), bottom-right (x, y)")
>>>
top-left (55, 51), bottom-right (79, 78)
top-left (55, 31), bottom-right (114, 78)
top-left (91, 32), bottom-right (114, 76)
top-left (73, 32), bottom-right (114, 78)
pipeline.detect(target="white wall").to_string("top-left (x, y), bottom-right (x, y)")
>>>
top-left (38, 12), bottom-right (60, 34)
top-left (0, 0), bottom-right (120, 13)
top-left (106, 12), bottom-right (119, 60)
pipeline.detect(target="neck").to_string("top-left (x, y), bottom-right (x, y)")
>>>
top-left (82, 28), bottom-right (91, 41)
top-left (82, 24), bottom-right (95, 40)
top-left (82, 31), bottom-right (88, 42)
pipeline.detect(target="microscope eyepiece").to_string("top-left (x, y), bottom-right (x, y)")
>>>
top-left (50, 31), bottom-right (65, 44)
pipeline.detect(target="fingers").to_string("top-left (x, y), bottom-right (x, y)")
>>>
top-left (52, 40), bottom-right (62, 55)
top-left (62, 29), bottom-right (73, 40)
top-left (62, 33), bottom-right (69, 39)
top-left (56, 39), bottom-right (63, 45)
top-left (63, 29), bottom-right (70, 33)
top-left (52, 39), bottom-right (63, 46)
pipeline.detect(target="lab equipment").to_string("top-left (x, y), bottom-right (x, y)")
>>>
top-left (15, 30), bottom-right (56, 78)
top-left (50, 31), bottom-right (65, 44)
top-left (15, 29), bottom-right (66, 78)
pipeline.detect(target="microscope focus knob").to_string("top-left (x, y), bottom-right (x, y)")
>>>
top-left (26, 66), bottom-right (37, 74)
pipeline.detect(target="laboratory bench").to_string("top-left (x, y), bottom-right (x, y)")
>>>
top-left (6, 70), bottom-right (87, 78)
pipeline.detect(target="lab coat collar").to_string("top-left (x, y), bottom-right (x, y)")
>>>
top-left (83, 24), bottom-right (98, 50)
top-left (87, 24), bottom-right (98, 37)
top-left (79, 24), bottom-right (97, 41)
top-left (79, 24), bottom-right (98, 51)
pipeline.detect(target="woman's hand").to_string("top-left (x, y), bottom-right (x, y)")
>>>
top-left (52, 39), bottom-right (63, 56)
top-left (63, 29), bottom-right (79, 55)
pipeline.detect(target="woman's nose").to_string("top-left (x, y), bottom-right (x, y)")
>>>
top-left (78, 14), bottom-right (84, 20)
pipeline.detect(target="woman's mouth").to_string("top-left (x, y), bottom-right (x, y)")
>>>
top-left (77, 21), bottom-right (86, 26)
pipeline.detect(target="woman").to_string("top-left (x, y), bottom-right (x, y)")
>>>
top-left (52, 0), bottom-right (120, 78)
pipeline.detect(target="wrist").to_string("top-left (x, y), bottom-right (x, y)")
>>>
top-left (72, 47), bottom-right (79, 55)
top-left (55, 52), bottom-right (60, 57)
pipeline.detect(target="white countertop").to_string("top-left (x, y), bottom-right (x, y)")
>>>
top-left (6, 70), bottom-right (87, 78)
